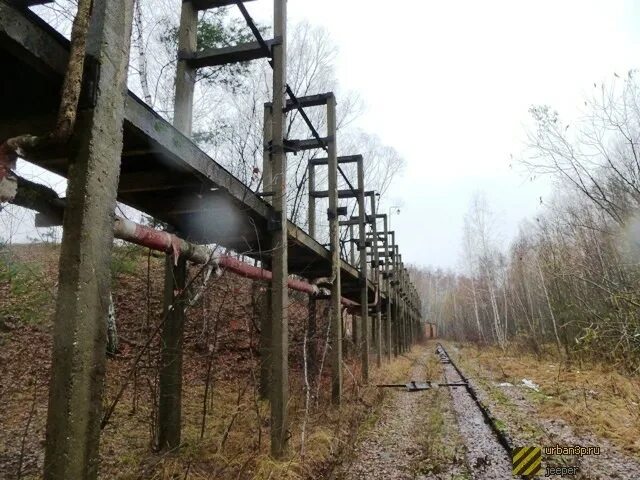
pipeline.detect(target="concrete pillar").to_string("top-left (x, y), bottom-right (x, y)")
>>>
top-left (259, 272), bottom-right (272, 399)
top-left (270, 0), bottom-right (289, 457)
top-left (158, 255), bottom-right (186, 450)
top-left (405, 269), bottom-right (411, 348)
top-left (397, 251), bottom-right (404, 353)
top-left (308, 159), bottom-right (315, 237)
top-left (349, 224), bottom-right (355, 264)
top-left (357, 157), bottom-right (369, 382)
top-left (43, 0), bottom-right (134, 478)
top-left (383, 216), bottom-right (391, 362)
top-left (368, 197), bottom-right (382, 369)
top-left (401, 265), bottom-right (407, 351)
top-left (307, 151), bottom-right (317, 372)
top-left (392, 242), bottom-right (399, 356)
top-left (327, 94), bottom-right (342, 404)
top-left (172, 1), bottom-right (196, 134)
top-left (307, 296), bottom-right (317, 374)
top-left (259, 104), bottom-right (273, 399)
top-left (157, 0), bottom-right (197, 449)
top-left (348, 224), bottom-right (358, 351)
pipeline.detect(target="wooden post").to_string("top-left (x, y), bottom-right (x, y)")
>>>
top-left (357, 157), bottom-right (369, 382)
top-left (259, 104), bottom-right (273, 399)
top-left (158, 254), bottom-right (187, 450)
top-left (157, 0), bottom-right (196, 451)
top-left (270, 0), bottom-right (289, 457)
top-left (327, 93), bottom-right (342, 404)
top-left (43, 0), bottom-right (134, 477)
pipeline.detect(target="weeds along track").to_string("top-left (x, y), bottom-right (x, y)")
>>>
top-left (436, 343), bottom-right (516, 479)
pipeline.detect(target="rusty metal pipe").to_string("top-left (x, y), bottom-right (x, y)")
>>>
top-left (216, 256), bottom-right (358, 308)
top-left (8, 174), bottom-right (361, 308)
top-left (114, 217), bottom-right (210, 265)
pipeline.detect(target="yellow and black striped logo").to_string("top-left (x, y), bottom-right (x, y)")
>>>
top-left (512, 446), bottom-right (542, 476)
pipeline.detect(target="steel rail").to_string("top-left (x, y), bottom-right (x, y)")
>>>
top-left (435, 343), bottom-right (517, 458)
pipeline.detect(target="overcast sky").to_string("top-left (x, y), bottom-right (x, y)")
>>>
top-left (247, 0), bottom-right (640, 269)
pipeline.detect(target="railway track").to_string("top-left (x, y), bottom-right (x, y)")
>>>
top-left (436, 343), bottom-right (515, 454)
top-left (436, 343), bottom-right (519, 478)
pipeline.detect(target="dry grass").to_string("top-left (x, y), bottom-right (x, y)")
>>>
top-left (99, 352), bottom-right (419, 480)
top-left (1, 244), bottom-right (425, 479)
top-left (452, 342), bottom-right (640, 457)
top-left (412, 348), bottom-right (469, 478)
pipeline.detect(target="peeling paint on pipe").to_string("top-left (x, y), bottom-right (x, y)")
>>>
top-left (10, 174), bottom-right (361, 308)
top-left (113, 217), bottom-right (210, 265)
top-left (216, 255), bottom-right (358, 308)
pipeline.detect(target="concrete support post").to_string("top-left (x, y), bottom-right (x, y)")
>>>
top-left (307, 295), bottom-right (317, 374)
top-left (327, 94), bottom-right (342, 404)
top-left (43, 0), bottom-right (134, 478)
top-left (172, 1), bottom-right (197, 134)
top-left (406, 270), bottom-right (412, 347)
top-left (410, 273), bottom-right (415, 345)
top-left (397, 251), bottom-right (404, 353)
top-left (357, 158), bottom-right (369, 382)
top-left (400, 262), bottom-right (406, 351)
top-left (392, 243), bottom-right (399, 355)
top-left (270, 0), bottom-right (289, 457)
top-left (157, 0), bottom-right (197, 449)
top-left (369, 196), bottom-right (382, 368)
top-left (263, 105), bottom-right (273, 200)
top-left (411, 285), bottom-right (416, 345)
top-left (408, 288), bottom-right (412, 347)
top-left (349, 224), bottom-right (355, 264)
top-left (349, 225), bottom-right (358, 351)
top-left (259, 104), bottom-right (273, 399)
top-left (158, 255), bottom-right (187, 450)
top-left (308, 161), bottom-right (315, 237)
top-left (383, 216), bottom-right (391, 362)
top-left (389, 233), bottom-right (397, 357)
top-left (306, 154), bottom-right (317, 373)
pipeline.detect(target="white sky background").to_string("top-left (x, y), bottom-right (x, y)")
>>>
top-left (247, 0), bottom-right (640, 269)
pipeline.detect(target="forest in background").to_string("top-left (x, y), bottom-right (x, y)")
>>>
top-left (412, 74), bottom-right (640, 372)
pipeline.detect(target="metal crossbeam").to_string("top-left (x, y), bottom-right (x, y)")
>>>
top-left (190, 0), bottom-right (256, 10)
top-left (182, 40), bottom-right (277, 68)
top-left (310, 189), bottom-right (361, 199)
top-left (283, 93), bottom-right (333, 112)
top-left (286, 137), bottom-right (332, 151)
top-left (309, 154), bottom-right (362, 166)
